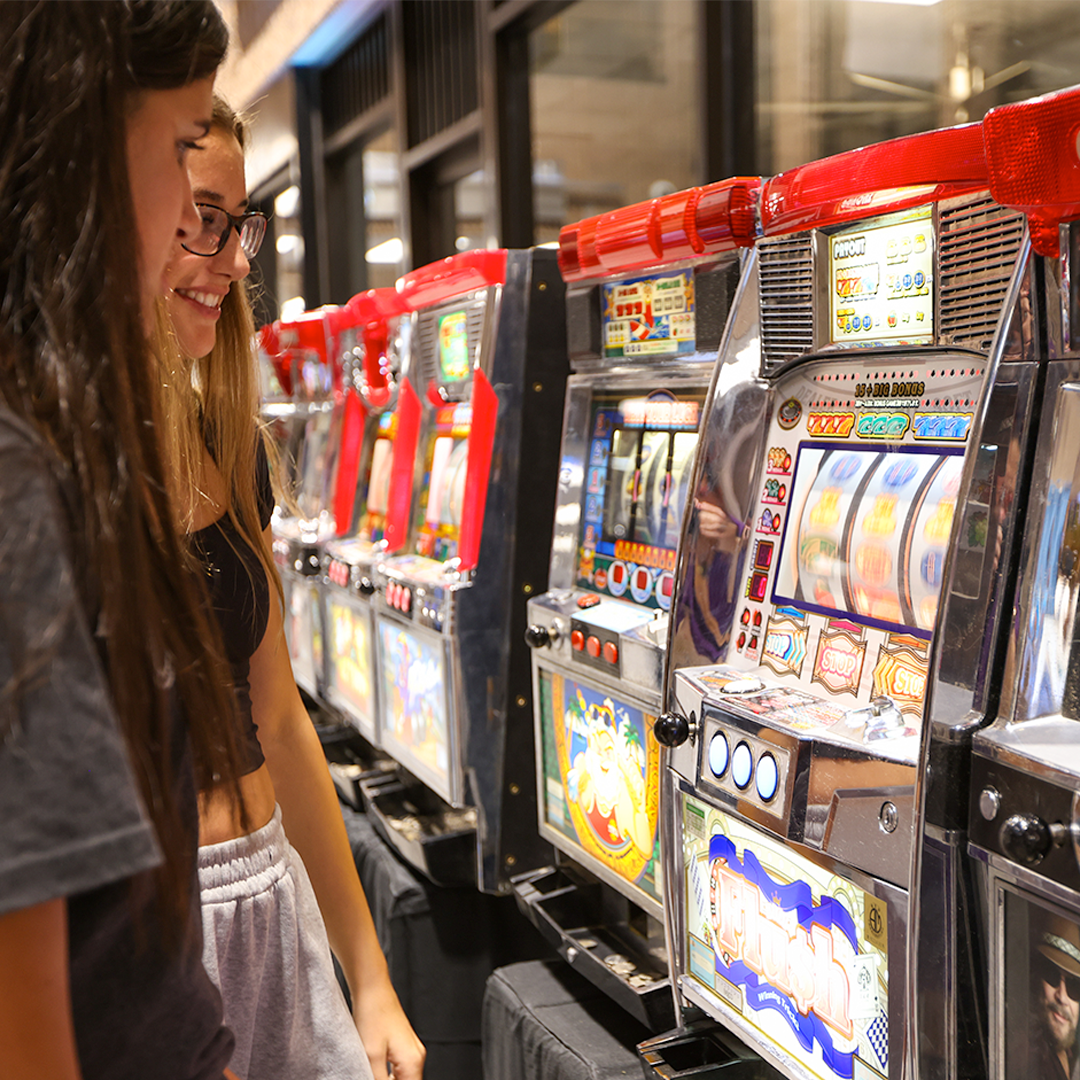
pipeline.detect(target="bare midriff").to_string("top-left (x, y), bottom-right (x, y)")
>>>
top-left (198, 762), bottom-right (277, 846)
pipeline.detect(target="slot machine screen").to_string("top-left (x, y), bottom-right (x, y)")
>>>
top-left (376, 617), bottom-right (452, 801)
top-left (326, 592), bottom-right (376, 740)
top-left (577, 388), bottom-right (706, 610)
top-left (351, 411), bottom-right (395, 542)
top-left (438, 310), bottom-right (471, 383)
top-left (773, 444), bottom-right (963, 637)
top-left (828, 206), bottom-right (934, 346)
top-left (414, 403), bottom-right (471, 561)
top-left (285, 576), bottom-right (323, 697)
top-left (295, 409), bottom-right (336, 520)
top-left (537, 666), bottom-right (662, 911)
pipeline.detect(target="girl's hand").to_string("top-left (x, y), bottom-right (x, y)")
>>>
top-left (354, 979), bottom-right (426, 1080)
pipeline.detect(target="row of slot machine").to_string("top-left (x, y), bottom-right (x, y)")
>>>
top-left (259, 247), bottom-right (569, 896)
top-left (260, 80), bottom-right (1080, 1080)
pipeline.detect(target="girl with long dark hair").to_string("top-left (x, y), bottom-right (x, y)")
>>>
top-left (0, 4), bottom-right (249, 1077)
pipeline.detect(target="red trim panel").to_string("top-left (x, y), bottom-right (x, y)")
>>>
top-left (258, 323), bottom-right (292, 397)
top-left (383, 376), bottom-right (422, 553)
top-left (557, 177), bottom-right (761, 283)
top-left (396, 250), bottom-right (508, 310)
top-left (331, 391), bottom-right (367, 536)
top-left (984, 84), bottom-right (1080, 256)
top-left (761, 123), bottom-right (988, 236)
top-left (457, 367), bottom-right (499, 572)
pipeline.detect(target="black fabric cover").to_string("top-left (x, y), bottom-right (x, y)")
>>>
top-left (342, 806), bottom-right (547, 1080)
top-left (482, 960), bottom-right (651, 1080)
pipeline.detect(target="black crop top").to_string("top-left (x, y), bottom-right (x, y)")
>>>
top-left (191, 440), bottom-right (275, 777)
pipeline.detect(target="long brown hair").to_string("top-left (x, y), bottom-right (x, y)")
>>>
top-left (0, 1), bottom-right (246, 943)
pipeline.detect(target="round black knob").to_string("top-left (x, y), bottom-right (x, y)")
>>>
top-left (524, 624), bottom-right (552, 648)
top-left (655, 712), bottom-right (691, 748)
top-left (357, 577), bottom-right (376, 596)
top-left (1000, 812), bottom-right (1052, 866)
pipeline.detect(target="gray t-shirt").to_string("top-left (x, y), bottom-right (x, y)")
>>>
top-left (0, 410), bottom-right (233, 1078)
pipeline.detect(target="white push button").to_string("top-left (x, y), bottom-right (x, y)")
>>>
top-left (756, 753), bottom-right (779, 802)
top-left (732, 742), bottom-right (753, 790)
top-left (708, 733), bottom-right (729, 778)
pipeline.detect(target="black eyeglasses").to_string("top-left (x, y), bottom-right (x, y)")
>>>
top-left (182, 203), bottom-right (267, 260)
top-left (1035, 954), bottom-right (1080, 1001)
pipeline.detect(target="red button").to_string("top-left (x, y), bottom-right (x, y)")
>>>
top-left (603, 641), bottom-right (618, 664)
top-left (402, 588), bottom-right (412, 613)
top-left (586, 636), bottom-right (601, 658)
top-left (571, 630), bottom-right (585, 651)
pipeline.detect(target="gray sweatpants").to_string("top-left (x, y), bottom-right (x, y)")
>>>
top-left (198, 807), bottom-right (375, 1080)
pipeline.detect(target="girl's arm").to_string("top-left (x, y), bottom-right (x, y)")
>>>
top-left (249, 527), bottom-right (425, 1080)
top-left (0, 898), bottom-right (83, 1080)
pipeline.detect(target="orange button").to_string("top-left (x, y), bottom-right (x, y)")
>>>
top-left (586, 636), bottom-right (601, 658)
top-left (603, 641), bottom-right (618, 664)
top-left (571, 630), bottom-right (585, 651)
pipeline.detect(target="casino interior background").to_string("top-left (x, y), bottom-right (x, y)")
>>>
top-left (217, 3), bottom-right (1080, 1079)
top-left (219, 0), bottom-right (1080, 324)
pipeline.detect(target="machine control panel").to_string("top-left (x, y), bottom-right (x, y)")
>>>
top-left (526, 594), bottom-right (662, 694)
top-left (570, 617), bottom-right (622, 675)
top-left (695, 710), bottom-right (795, 821)
top-left (969, 755), bottom-right (1080, 892)
top-left (377, 576), bottom-right (447, 631)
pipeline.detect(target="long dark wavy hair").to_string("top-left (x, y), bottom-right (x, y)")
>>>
top-left (0, 1), bottom-right (246, 943)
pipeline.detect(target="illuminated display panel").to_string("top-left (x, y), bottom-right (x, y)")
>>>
top-left (438, 310), bottom-right (471, 382)
top-left (326, 593), bottom-right (376, 740)
top-left (414, 403), bottom-right (471, 561)
top-left (377, 618), bottom-right (451, 800)
top-left (773, 443), bottom-right (963, 638)
top-left (538, 667), bottom-right (661, 908)
top-left (601, 270), bottom-right (696, 359)
top-left (351, 410), bottom-right (396, 542)
top-left (828, 207), bottom-right (934, 346)
top-left (577, 388), bottom-right (705, 610)
top-left (295, 410), bottom-right (336, 519)
top-left (681, 794), bottom-right (890, 1080)
top-left (285, 577), bottom-right (323, 697)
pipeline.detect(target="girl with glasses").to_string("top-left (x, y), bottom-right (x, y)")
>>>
top-left (0, 4), bottom-right (251, 1079)
top-left (161, 97), bottom-right (425, 1080)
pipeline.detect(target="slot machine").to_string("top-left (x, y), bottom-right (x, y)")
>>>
top-left (514, 178), bottom-right (760, 1031)
top-left (365, 248), bottom-right (569, 893)
top-left (963, 86), bottom-right (1080, 1080)
top-left (320, 287), bottom-right (413, 744)
top-left (271, 306), bottom-right (342, 701)
top-left (257, 320), bottom-right (303, 493)
top-left (647, 120), bottom-right (1040, 1080)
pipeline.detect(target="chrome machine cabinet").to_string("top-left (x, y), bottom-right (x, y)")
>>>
top-left (269, 306), bottom-right (345, 702)
top-left (319, 287), bottom-right (413, 747)
top-left (648, 121), bottom-right (1038, 1080)
top-left (964, 85), bottom-right (1080, 1080)
top-left (364, 248), bottom-right (569, 894)
top-left (516, 178), bottom-right (760, 1032)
